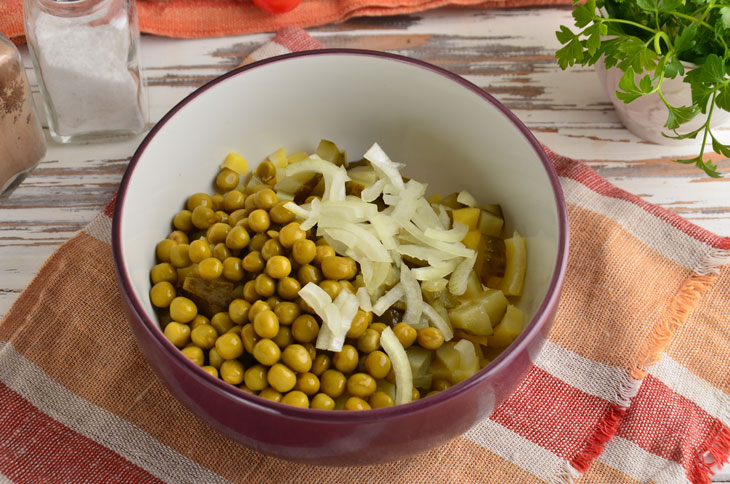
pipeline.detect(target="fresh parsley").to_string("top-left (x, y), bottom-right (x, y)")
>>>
top-left (556, 0), bottom-right (730, 177)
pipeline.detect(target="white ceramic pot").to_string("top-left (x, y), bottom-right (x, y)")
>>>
top-left (595, 60), bottom-right (730, 145)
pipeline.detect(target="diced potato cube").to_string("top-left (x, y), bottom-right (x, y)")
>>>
top-left (452, 207), bottom-right (481, 230)
top-left (478, 209), bottom-right (504, 237)
top-left (221, 152), bottom-right (248, 175)
top-left (502, 231), bottom-right (527, 296)
top-left (489, 304), bottom-right (525, 348)
top-left (462, 230), bottom-right (482, 251)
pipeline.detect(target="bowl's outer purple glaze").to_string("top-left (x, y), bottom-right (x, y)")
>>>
top-left (113, 49), bottom-right (569, 466)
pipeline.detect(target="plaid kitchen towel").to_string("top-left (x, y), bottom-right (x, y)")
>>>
top-left (0, 0), bottom-right (570, 42)
top-left (0, 27), bottom-right (728, 484)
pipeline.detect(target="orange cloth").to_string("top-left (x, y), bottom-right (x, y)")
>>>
top-left (1, 0), bottom-right (570, 41)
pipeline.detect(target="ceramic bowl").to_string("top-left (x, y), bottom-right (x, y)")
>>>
top-left (112, 49), bottom-right (569, 466)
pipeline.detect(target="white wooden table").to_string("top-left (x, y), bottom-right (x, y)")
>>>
top-left (1, 6), bottom-right (728, 480)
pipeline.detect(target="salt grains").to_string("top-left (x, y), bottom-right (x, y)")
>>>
top-left (25, 0), bottom-right (146, 143)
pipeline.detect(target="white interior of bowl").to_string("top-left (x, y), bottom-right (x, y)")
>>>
top-left (119, 51), bottom-right (562, 335)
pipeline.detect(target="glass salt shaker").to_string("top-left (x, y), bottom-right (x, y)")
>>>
top-left (23, 0), bottom-right (147, 143)
top-left (0, 32), bottom-right (47, 198)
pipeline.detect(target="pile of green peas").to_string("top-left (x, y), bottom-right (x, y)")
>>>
top-left (149, 160), bottom-right (449, 410)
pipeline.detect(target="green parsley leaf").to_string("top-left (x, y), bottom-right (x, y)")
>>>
top-left (716, 85), bottom-right (730, 112)
top-left (636, 0), bottom-right (681, 12)
top-left (573, 3), bottom-right (596, 28)
top-left (673, 155), bottom-right (721, 178)
top-left (720, 7), bottom-right (730, 30)
top-left (711, 134), bottom-right (730, 158)
top-left (673, 24), bottom-right (697, 56)
top-left (616, 67), bottom-right (643, 103)
top-left (616, 37), bottom-right (657, 72)
top-left (664, 104), bottom-right (698, 130)
top-left (585, 24), bottom-right (603, 56)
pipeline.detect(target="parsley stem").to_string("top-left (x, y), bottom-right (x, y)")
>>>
top-left (598, 17), bottom-right (656, 35)
top-left (699, 89), bottom-right (717, 152)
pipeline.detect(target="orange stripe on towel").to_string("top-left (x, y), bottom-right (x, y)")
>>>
top-left (631, 274), bottom-right (717, 380)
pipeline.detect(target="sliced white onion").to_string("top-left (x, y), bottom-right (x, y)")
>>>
top-left (283, 154), bottom-right (342, 178)
top-left (380, 327), bottom-right (413, 405)
top-left (372, 283), bottom-right (404, 316)
top-left (411, 260), bottom-right (458, 281)
top-left (399, 219), bottom-right (475, 258)
top-left (360, 178), bottom-right (387, 202)
top-left (299, 198), bottom-right (321, 231)
top-left (448, 254), bottom-right (477, 296)
top-left (456, 190), bottom-right (479, 207)
top-left (321, 200), bottom-right (378, 221)
top-left (282, 201), bottom-right (310, 220)
top-left (436, 205), bottom-right (451, 229)
top-left (400, 265), bottom-right (423, 326)
top-left (423, 222), bottom-right (469, 243)
top-left (413, 198), bottom-right (444, 231)
top-left (421, 278), bottom-right (448, 292)
top-left (356, 286), bottom-right (373, 312)
top-left (299, 282), bottom-right (332, 312)
top-left (422, 302), bottom-right (454, 341)
top-left (363, 142), bottom-right (405, 193)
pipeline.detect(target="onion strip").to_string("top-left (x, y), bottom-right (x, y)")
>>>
top-left (380, 327), bottom-right (413, 405)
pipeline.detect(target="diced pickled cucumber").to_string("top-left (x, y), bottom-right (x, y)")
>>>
top-left (376, 379), bottom-right (396, 400)
top-left (448, 299), bottom-right (492, 336)
top-left (489, 304), bottom-right (525, 348)
top-left (315, 139), bottom-right (345, 166)
top-left (461, 270), bottom-right (483, 300)
top-left (437, 192), bottom-right (462, 209)
top-left (432, 340), bottom-right (479, 385)
top-left (452, 339), bottom-right (479, 383)
top-left (434, 342), bottom-right (460, 372)
top-left (481, 289), bottom-right (509, 324)
top-left (407, 346), bottom-right (433, 379)
top-left (478, 209), bottom-right (504, 237)
top-left (453, 329), bottom-right (488, 346)
top-left (480, 235), bottom-right (506, 281)
top-left (502, 231), bottom-right (526, 296)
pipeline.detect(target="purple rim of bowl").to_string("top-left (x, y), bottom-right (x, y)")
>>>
top-left (112, 48), bottom-right (569, 422)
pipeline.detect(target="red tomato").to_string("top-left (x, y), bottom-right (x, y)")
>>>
top-left (252, 0), bottom-right (302, 14)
